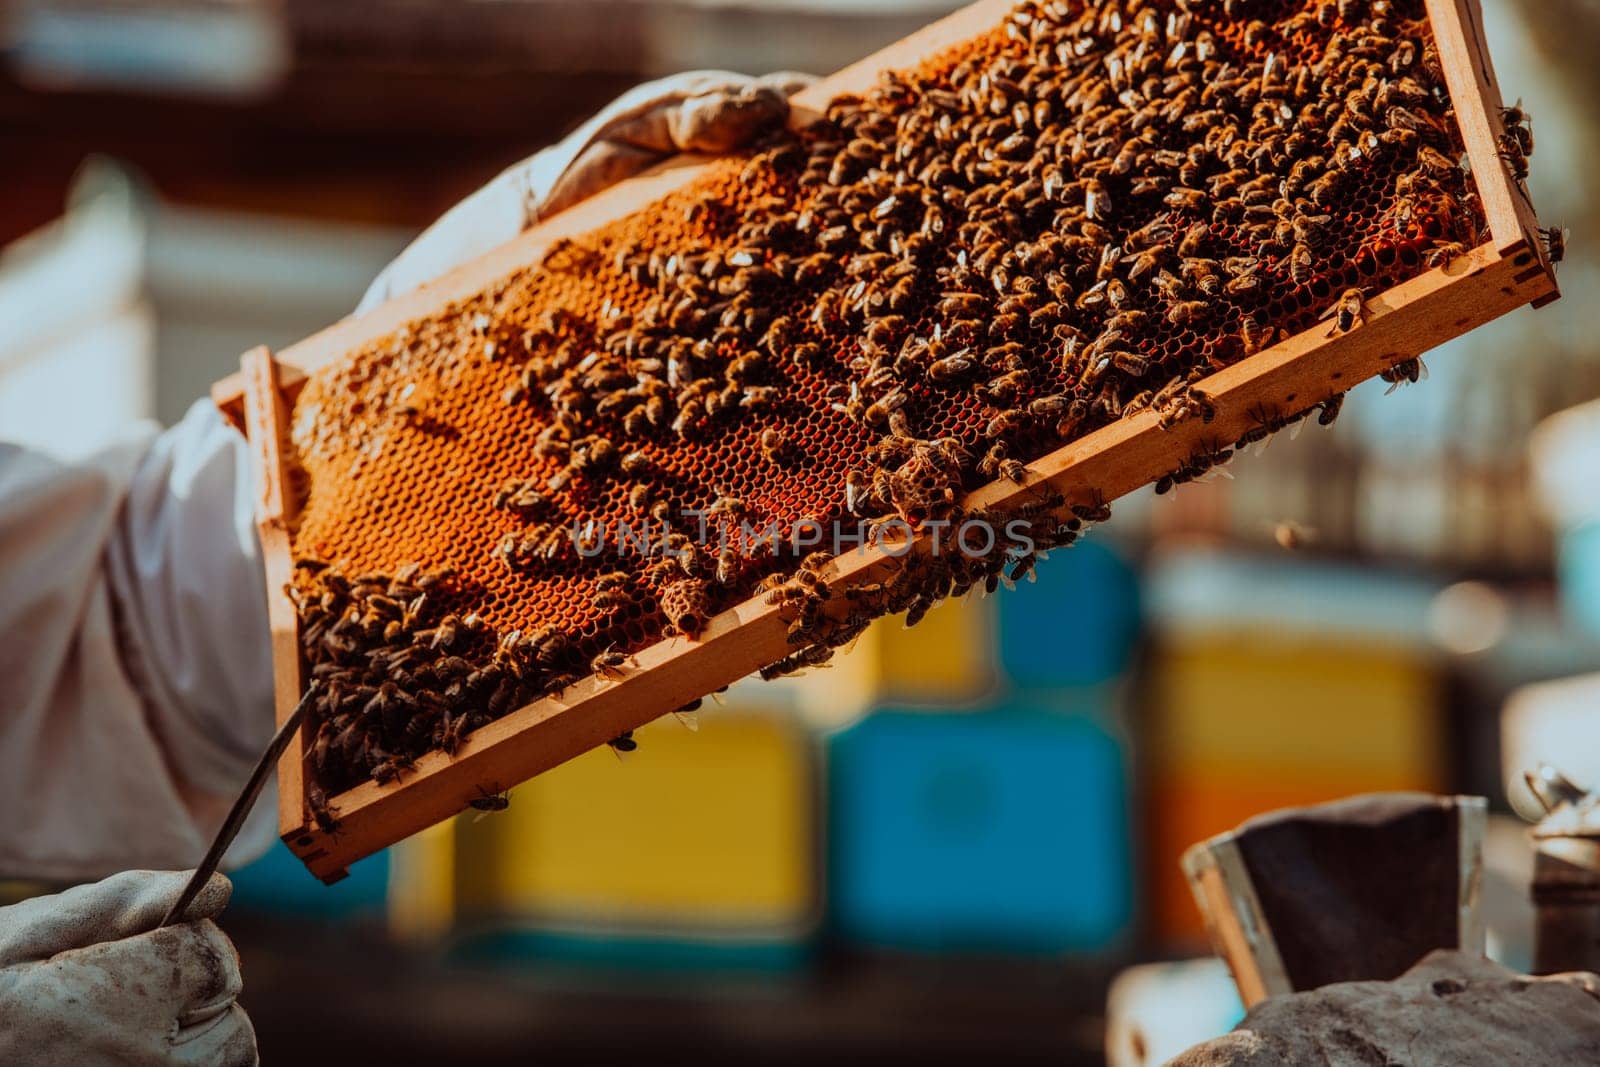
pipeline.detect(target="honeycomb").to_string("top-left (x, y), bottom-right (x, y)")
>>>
top-left (286, 0), bottom-right (1492, 798)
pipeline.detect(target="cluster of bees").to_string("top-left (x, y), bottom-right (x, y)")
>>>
top-left (290, 0), bottom-right (1525, 798)
top-left (289, 558), bottom-right (679, 805)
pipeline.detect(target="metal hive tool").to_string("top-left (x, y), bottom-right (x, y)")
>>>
top-left (216, 0), bottom-right (1557, 882)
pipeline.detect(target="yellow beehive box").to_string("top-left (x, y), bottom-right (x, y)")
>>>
top-left (769, 592), bottom-right (997, 729)
top-left (1142, 550), bottom-right (1445, 943)
top-left (1149, 637), bottom-right (1440, 780)
top-left (447, 704), bottom-right (817, 936)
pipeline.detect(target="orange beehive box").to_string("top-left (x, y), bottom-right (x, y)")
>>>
top-left (219, 0), bottom-right (1556, 881)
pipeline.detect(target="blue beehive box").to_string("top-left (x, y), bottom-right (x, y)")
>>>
top-left (995, 539), bottom-right (1141, 687)
top-left (827, 699), bottom-right (1133, 953)
top-left (227, 841), bottom-right (390, 920)
top-left (1559, 521), bottom-right (1600, 638)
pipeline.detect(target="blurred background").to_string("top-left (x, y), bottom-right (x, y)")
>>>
top-left (2, 0), bottom-right (1599, 1063)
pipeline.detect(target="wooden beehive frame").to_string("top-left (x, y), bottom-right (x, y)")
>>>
top-left (216, 0), bottom-right (1557, 882)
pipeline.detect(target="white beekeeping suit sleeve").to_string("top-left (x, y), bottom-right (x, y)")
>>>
top-left (0, 400), bottom-right (276, 880)
top-left (0, 69), bottom-right (812, 883)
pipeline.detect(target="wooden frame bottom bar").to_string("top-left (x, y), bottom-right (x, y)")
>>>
top-left (272, 239), bottom-right (1554, 882)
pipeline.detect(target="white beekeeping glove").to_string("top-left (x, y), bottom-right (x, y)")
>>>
top-left (0, 870), bottom-right (256, 1066)
top-left (356, 69), bottom-right (814, 314)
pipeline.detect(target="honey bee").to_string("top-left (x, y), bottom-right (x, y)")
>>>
top-left (307, 784), bottom-right (342, 835)
top-left (1325, 287), bottom-right (1367, 336)
top-left (1177, 222), bottom-right (1209, 258)
top-left (759, 427), bottom-right (790, 464)
top-left (1115, 350), bottom-right (1156, 377)
top-left (1497, 133), bottom-right (1530, 182)
top-left (985, 410), bottom-right (1027, 439)
top-left (1380, 356), bottom-right (1429, 393)
top-left (1164, 187), bottom-right (1208, 212)
top-left (845, 469), bottom-right (870, 513)
top-left (1167, 300), bottom-right (1211, 327)
top-left (467, 786), bottom-right (510, 814)
top-left (1288, 244), bottom-right (1314, 285)
top-left (928, 349), bottom-right (977, 385)
top-left (1084, 178), bottom-right (1112, 221)
top-left (1425, 241), bottom-right (1468, 269)
top-left (1224, 267), bottom-right (1264, 297)
top-left (1500, 100), bottom-right (1534, 157)
top-left (1542, 226), bottom-right (1567, 265)
top-left (592, 572), bottom-right (633, 612)
top-left (1416, 145), bottom-right (1461, 177)
top-left (1318, 393), bottom-right (1345, 426)
top-left (1240, 315), bottom-right (1277, 354)
top-left (591, 648), bottom-right (630, 679)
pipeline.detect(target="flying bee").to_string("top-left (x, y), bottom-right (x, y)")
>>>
top-left (1380, 356), bottom-right (1429, 393)
top-left (1274, 520), bottom-right (1317, 551)
top-left (1326, 288), bottom-right (1367, 336)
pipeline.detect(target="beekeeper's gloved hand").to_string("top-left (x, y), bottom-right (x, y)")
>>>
top-left (357, 69), bottom-right (814, 313)
top-left (0, 870), bottom-right (256, 1066)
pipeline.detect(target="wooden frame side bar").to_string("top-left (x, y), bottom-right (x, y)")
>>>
top-left (1425, 0), bottom-right (1557, 303)
top-left (240, 347), bottom-right (310, 841)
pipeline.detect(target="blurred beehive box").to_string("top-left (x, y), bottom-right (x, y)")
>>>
top-left (769, 589), bottom-right (998, 730)
top-left (828, 696), bottom-right (1134, 953)
top-left (1142, 550), bottom-right (1445, 943)
top-left (388, 702), bottom-right (818, 968)
top-left (217, 0), bottom-right (1557, 882)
